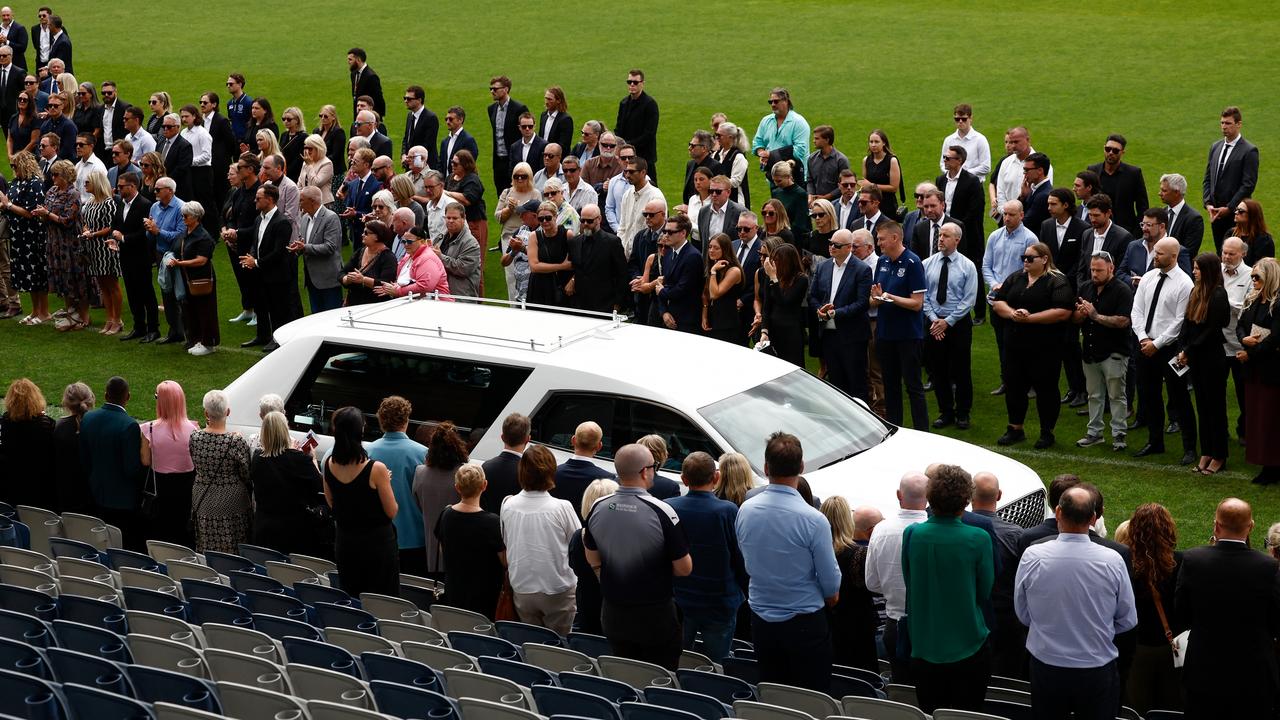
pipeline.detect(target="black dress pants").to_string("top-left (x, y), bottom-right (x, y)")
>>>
top-left (751, 609), bottom-right (833, 694)
top-left (1004, 343), bottom-right (1062, 433)
top-left (120, 254), bottom-right (158, 334)
top-left (1030, 656), bottom-right (1120, 720)
top-left (924, 318), bottom-right (973, 419)
top-left (1135, 345), bottom-right (1195, 452)
top-left (1188, 349), bottom-right (1229, 459)
top-left (913, 642), bottom-right (992, 714)
top-left (876, 340), bottom-right (929, 431)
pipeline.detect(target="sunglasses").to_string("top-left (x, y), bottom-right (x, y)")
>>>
top-left (489, 86), bottom-right (503, 92)
top-left (809, 212), bottom-right (826, 218)
top-left (600, 142), bottom-right (617, 149)
top-left (641, 212), bottom-right (659, 218)
top-left (954, 116), bottom-right (969, 122)
top-left (710, 188), bottom-right (726, 195)
top-left (659, 229), bottom-right (674, 235)
top-left (519, 124), bottom-right (534, 129)
top-left (1104, 146), bottom-right (1123, 154)
top-left (1235, 208), bottom-right (1248, 214)
top-left (913, 193), bottom-right (924, 199)
top-left (537, 216), bottom-right (554, 222)
top-left (403, 96), bottom-right (418, 101)
top-left (944, 155), bottom-right (960, 162)
top-left (829, 241), bottom-right (850, 249)
top-left (564, 167), bottom-right (579, 173)
top-left (736, 226), bottom-right (755, 233)
top-left (543, 153), bottom-right (559, 158)
top-left (1252, 275), bottom-right (1263, 281)
top-left (856, 200), bottom-right (871, 206)
top-left (767, 99), bottom-right (781, 105)
top-left (23, 80), bottom-right (34, 84)
top-left (545, 190), bottom-right (561, 195)
top-left (513, 174), bottom-right (529, 180)
top-left (1021, 255), bottom-right (1041, 262)
top-left (839, 182), bottom-right (857, 188)
top-left (762, 211), bottom-right (776, 217)
top-left (626, 79), bottom-right (641, 85)
top-left (74, 142), bottom-right (90, 147)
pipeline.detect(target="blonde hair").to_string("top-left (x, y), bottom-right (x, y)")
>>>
top-left (1247, 257), bottom-right (1279, 308)
top-left (1113, 519), bottom-right (1132, 546)
top-left (636, 434), bottom-right (668, 468)
top-left (4, 378), bottom-right (46, 421)
top-left (581, 478), bottom-right (619, 520)
top-left (820, 495), bottom-right (857, 554)
top-left (715, 452), bottom-right (753, 506)
top-left (256, 128), bottom-right (281, 158)
top-left (810, 198), bottom-right (837, 234)
top-left (454, 464), bottom-right (486, 498)
top-left (86, 169), bottom-right (111, 202)
top-left (303, 133), bottom-right (326, 160)
top-left (258, 411), bottom-right (292, 457)
top-left (56, 73), bottom-right (77, 96)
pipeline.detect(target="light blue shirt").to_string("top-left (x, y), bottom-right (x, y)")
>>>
top-left (736, 484), bottom-right (841, 622)
top-left (604, 171), bottom-right (627, 229)
top-left (147, 197), bottom-right (185, 254)
top-left (1014, 532), bottom-right (1136, 668)
top-left (923, 250), bottom-right (979, 326)
top-left (366, 431), bottom-right (427, 550)
top-left (751, 110), bottom-right (810, 166)
top-left (981, 223), bottom-right (1037, 292)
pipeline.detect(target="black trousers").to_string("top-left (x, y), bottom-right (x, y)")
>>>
top-left (924, 317), bottom-right (973, 419)
top-left (602, 599), bottom-right (683, 672)
top-left (263, 281), bottom-right (302, 341)
top-left (990, 312), bottom-right (1008, 381)
top-left (120, 254), bottom-right (158, 334)
top-left (1188, 349), bottom-right (1229, 460)
top-left (95, 505), bottom-right (143, 552)
top-left (820, 329), bottom-right (868, 401)
top-left (913, 642), bottom-right (991, 714)
top-left (882, 617), bottom-right (912, 684)
top-left (1227, 354), bottom-right (1247, 437)
top-left (1030, 656), bottom-right (1120, 720)
top-left (492, 154), bottom-right (512, 195)
top-left (1210, 214), bottom-right (1232, 253)
top-left (245, 277), bottom-right (273, 343)
top-left (1136, 345), bottom-right (1196, 451)
top-left (876, 340), bottom-right (929, 431)
top-left (225, 243), bottom-right (255, 312)
top-left (751, 609), bottom-right (833, 694)
top-left (1004, 342), bottom-right (1062, 433)
top-left (1062, 324), bottom-right (1086, 395)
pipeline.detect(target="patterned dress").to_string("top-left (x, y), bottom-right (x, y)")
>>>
top-left (43, 185), bottom-right (85, 303)
top-left (188, 429), bottom-right (252, 553)
top-left (6, 177), bottom-right (47, 292)
top-left (82, 198), bottom-right (119, 277)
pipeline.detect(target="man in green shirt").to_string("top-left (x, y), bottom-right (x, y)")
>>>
top-left (901, 464), bottom-right (994, 713)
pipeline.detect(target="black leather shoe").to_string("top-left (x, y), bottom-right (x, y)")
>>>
top-left (1034, 433), bottom-right (1056, 449)
top-left (1133, 444), bottom-right (1165, 458)
top-left (1166, 421), bottom-right (1181, 434)
top-left (955, 417), bottom-right (971, 430)
top-left (997, 427), bottom-right (1026, 446)
top-left (973, 317), bottom-right (986, 326)
top-left (118, 329), bottom-right (143, 341)
top-left (990, 384), bottom-right (1006, 396)
top-left (138, 332), bottom-right (160, 344)
top-left (241, 338), bottom-right (267, 348)
top-left (1180, 451), bottom-right (1197, 466)
top-left (932, 416), bottom-right (954, 429)
top-left (1060, 392), bottom-right (1073, 404)
top-left (155, 334), bottom-right (184, 345)
top-left (262, 342), bottom-right (280, 353)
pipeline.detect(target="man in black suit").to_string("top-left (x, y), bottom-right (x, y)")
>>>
top-left (109, 171), bottom-right (157, 342)
top-left (833, 170), bottom-right (862, 231)
top-left (1159, 173), bottom-right (1205, 256)
top-left (538, 86), bottom-right (573, 153)
top-left (682, 130), bottom-right (716, 203)
top-left (856, 188), bottom-right (890, 250)
top-left (552, 421), bottom-right (615, 515)
top-left (507, 113), bottom-right (545, 175)
top-left (1176, 498), bottom-right (1280, 719)
top-left (400, 85), bottom-right (438, 172)
top-left (811, 229), bottom-right (873, 399)
top-left (1087, 135), bottom-right (1148, 237)
top-left (200, 91), bottom-right (237, 224)
top-left (353, 109), bottom-right (391, 160)
top-left (696, 175), bottom-right (744, 251)
top-left (0, 44), bottom-right (22, 131)
top-left (45, 14), bottom-right (68, 74)
top-left (1039, 188), bottom-right (1090, 407)
top-left (235, 183), bottom-right (299, 352)
top-left (155, 114), bottom-right (193, 201)
top-left (479, 413), bottom-right (529, 515)
top-left (346, 47), bottom-right (384, 119)
top-left (615, 69), bottom-right (659, 183)
top-left (437, 105), bottom-right (478, 174)
top-left (0, 8), bottom-right (28, 71)
top-left (655, 213), bottom-right (703, 331)
top-left (1020, 152), bottom-right (1052, 231)
top-left (1203, 106), bottom-right (1260, 252)
top-left (567, 204), bottom-right (627, 313)
top-left (1078, 194), bottom-right (1134, 288)
top-left (937, 145), bottom-right (988, 286)
top-left (732, 211), bottom-right (762, 335)
top-left (486, 75), bottom-right (528, 194)
top-left (909, 189), bottom-right (957, 258)
top-left (97, 81), bottom-right (129, 164)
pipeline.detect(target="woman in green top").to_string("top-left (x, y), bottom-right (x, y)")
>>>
top-left (901, 464), bottom-right (994, 713)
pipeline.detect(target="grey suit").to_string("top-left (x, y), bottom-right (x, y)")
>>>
top-left (696, 199), bottom-right (745, 252)
top-left (435, 226), bottom-right (482, 298)
top-left (299, 207), bottom-right (342, 290)
top-left (273, 176), bottom-right (301, 243)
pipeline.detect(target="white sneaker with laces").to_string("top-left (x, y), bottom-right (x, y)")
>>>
top-left (188, 343), bottom-right (213, 356)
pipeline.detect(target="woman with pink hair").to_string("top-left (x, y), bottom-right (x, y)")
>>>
top-left (141, 380), bottom-right (200, 545)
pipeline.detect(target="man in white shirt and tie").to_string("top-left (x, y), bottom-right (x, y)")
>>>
top-left (1130, 237), bottom-right (1195, 462)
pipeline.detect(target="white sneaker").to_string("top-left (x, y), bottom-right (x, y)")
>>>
top-left (246, 316), bottom-right (258, 326)
top-left (229, 310), bottom-right (255, 323)
top-left (188, 343), bottom-right (213, 356)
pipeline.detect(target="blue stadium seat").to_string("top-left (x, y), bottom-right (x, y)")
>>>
top-left (531, 685), bottom-right (623, 720)
top-left (359, 652), bottom-right (444, 693)
top-left (121, 588), bottom-right (187, 620)
top-left (293, 583), bottom-right (356, 608)
top-left (643, 686), bottom-right (732, 720)
top-left (566, 633), bottom-right (612, 659)
top-left (227, 571), bottom-right (289, 596)
top-left (830, 673), bottom-right (882, 699)
top-left (312, 602), bottom-right (378, 634)
top-left (477, 655), bottom-right (558, 688)
top-left (557, 672), bottom-right (640, 704)
top-left (56, 596), bottom-right (127, 635)
top-left (47, 539), bottom-right (104, 564)
top-left (397, 583), bottom-right (439, 612)
top-left (673, 669), bottom-right (755, 703)
top-left (61, 682), bottom-right (154, 720)
top-left (125, 665), bottom-right (220, 713)
top-left (203, 552), bottom-right (261, 577)
top-left (719, 656), bottom-right (759, 686)
top-left (176, 579), bottom-right (237, 604)
top-left (50, 620), bottom-right (131, 663)
top-left (281, 636), bottom-right (361, 679)
top-left (495, 621), bottom-right (563, 648)
top-left (251, 613), bottom-right (323, 642)
top-left (0, 607), bottom-right (56, 647)
top-left (185, 598), bottom-right (251, 627)
top-left (46, 647), bottom-right (132, 696)
top-left (0, 667), bottom-right (69, 720)
top-left (370, 680), bottom-right (460, 720)
top-left (0, 635), bottom-right (52, 679)
top-left (236, 544), bottom-right (289, 566)
top-left (103, 549), bottom-right (163, 574)
top-left (619, 702), bottom-right (703, 720)
top-left (0, 584), bottom-right (58, 620)
top-left (447, 631), bottom-right (521, 661)
top-left (241, 590), bottom-right (310, 623)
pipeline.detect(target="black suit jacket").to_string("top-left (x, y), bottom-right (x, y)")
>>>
top-left (1177, 541), bottom-right (1280, 708)
top-left (206, 111), bottom-right (237, 177)
top-left (697, 200), bottom-right (745, 252)
top-left (487, 98), bottom-right (529, 166)
top-left (238, 211), bottom-right (296, 286)
top-left (615, 92), bottom-right (659, 166)
top-left (47, 32), bottom-right (70, 74)
top-left (733, 235), bottom-right (763, 311)
top-left (3, 22), bottom-right (28, 71)
top-left (1022, 181), bottom-right (1052, 232)
top-left (682, 155), bottom-right (717, 205)
top-left (1087, 162), bottom-right (1149, 237)
top-left (551, 458), bottom-right (614, 520)
top-left (507, 137), bottom-right (547, 173)
top-left (368, 132), bottom-right (392, 160)
top-left (568, 230), bottom-right (628, 313)
top-left (437, 129), bottom-right (479, 173)
top-left (111, 194), bottom-right (153, 268)
top-left (351, 64), bottom-right (385, 118)
top-left (538, 111), bottom-right (573, 155)
top-left (159, 134), bottom-right (193, 201)
top-left (1077, 223), bottom-right (1134, 289)
top-left (1203, 137), bottom-right (1260, 209)
top-left (656, 244), bottom-right (704, 330)
top-left (1168, 203), bottom-right (1206, 255)
top-left (910, 214), bottom-right (959, 259)
top-left (479, 451), bottom-right (522, 516)
top-left (1038, 216), bottom-right (1089, 290)
top-left (0, 63), bottom-right (24, 127)
top-left (809, 256), bottom-right (873, 343)
top-left (935, 170), bottom-right (985, 256)
top-left (401, 108), bottom-right (439, 169)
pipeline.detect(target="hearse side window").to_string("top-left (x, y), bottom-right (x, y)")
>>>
top-left (531, 393), bottom-right (719, 470)
top-left (285, 342), bottom-right (532, 442)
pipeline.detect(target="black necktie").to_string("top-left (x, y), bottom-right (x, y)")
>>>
top-left (1217, 143), bottom-right (1232, 179)
top-left (737, 242), bottom-right (748, 264)
top-left (406, 112), bottom-right (415, 143)
top-left (866, 217), bottom-right (873, 231)
top-left (937, 255), bottom-right (950, 305)
top-left (931, 223), bottom-right (940, 253)
top-left (1144, 272), bottom-right (1167, 335)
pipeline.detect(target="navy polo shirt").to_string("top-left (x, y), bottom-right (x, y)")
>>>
top-left (874, 248), bottom-right (927, 341)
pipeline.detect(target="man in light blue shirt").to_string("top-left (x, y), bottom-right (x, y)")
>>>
top-left (737, 431), bottom-right (840, 693)
top-left (750, 88), bottom-right (809, 189)
top-left (982, 200), bottom-right (1038, 393)
top-left (144, 177), bottom-right (185, 343)
top-left (924, 222), bottom-right (978, 428)
top-left (365, 396), bottom-right (428, 576)
top-left (1015, 486), bottom-right (1136, 720)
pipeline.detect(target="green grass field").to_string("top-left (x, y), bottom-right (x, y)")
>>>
top-left (3, 0), bottom-right (1280, 546)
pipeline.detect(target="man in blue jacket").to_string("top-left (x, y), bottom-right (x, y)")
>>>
top-left (654, 213), bottom-right (703, 332)
top-left (79, 376), bottom-right (142, 549)
top-left (811, 228), bottom-right (872, 400)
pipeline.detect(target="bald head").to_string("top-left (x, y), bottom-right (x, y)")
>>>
top-left (1153, 237), bottom-right (1182, 271)
top-left (644, 199), bottom-right (666, 229)
top-left (1057, 486), bottom-right (1097, 532)
top-left (971, 472), bottom-right (1001, 510)
top-left (391, 207), bottom-right (415, 234)
top-left (356, 110), bottom-right (376, 137)
top-left (852, 505), bottom-right (884, 541)
top-left (898, 473), bottom-right (929, 510)
top-left (580, 204), bottom-right (601, 222)
top-left (572, 421), bottom-right (603, 458)
top-left (614, 443), bottom-right (654, 486)
top-left (1215, 497), bottom-right (1255, 540)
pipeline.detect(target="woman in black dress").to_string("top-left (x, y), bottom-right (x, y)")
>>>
top-left (277, 107), bottom-right (307, 183)
top-left (760, 243), bottom-right (808, 366)
top-left (241, 97), bottom-right (278, 155)
top-left (146, 92), bottom-right (171, 137)
top-left (434, 464), bottom-right (505, 619)
top-left (702, 232), bottom-right (744, 345)
top-left (760, 199), bottom-right (795, 247)
top-left (808, 199), bottom-right (837, 257)
top-left (323, 406), bottom-right (399, 598)
top-left (341, 220), bottom-right (397, 305)
top-left (992, 242), bottom-right (1074, 448)
top-left (1122, 503), bottom-right (1185, 715)
top-left (0, 379), bottom-right (55, 509)
top-left (72, 83), bottom-right (103, 158)
top-left (251, 412), bottom-right (325, 557)
top-left (166, 202), bottom-right (219, 355)
top-left (820, 496), bottom-right (879, 672)
top-left (1231, 199), bottom-right (1275, 266)
top-left (53, 382), bottom-right (94, 513)
top-left (444, 149), bottom-right (488, 254)
top-left (861, 129), bottom-right (904, 220)
top-left (1237, 258), bottom-right (1280, 484)
top-left (1175, 253), bottom-right (1231, 475)
top-left (527, 200), bottom-right (573, 308)
top-left (7, 91), bottom-right (39, 158)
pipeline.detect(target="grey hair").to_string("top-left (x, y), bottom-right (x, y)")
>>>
top-left (258, 393), bottom-right (284, 418)
top-left (583, 120), bottom-right (604, 136)
top-left (941, 221), bottom-right (963, 240)
top-left (348, 136), bottom-right (370, 150)
top-left (1160, 173), bottom-right (1188, 195)
top-left (371, 188), bottom-right (396, 210)
top-left (155, 176), bottom-right (176, 192)
top-left (739, 210), bottom-right (757, 224)
top-left (61, 382), bottom-right (95, 416)
top-left (180, 201), bottom-right (204, 221)
top-left (851, 228), bottom-right (875, 246)
top-left (422, 169), bottom-right (444, 183)
top-left (163, 112), bottom-right (180, 124)
top-left (771, 161), bottom-right (793, 179)
top-left (202, 389), bottom-right (229, 421)
top-left (543, 177), bottom-right (564, 194)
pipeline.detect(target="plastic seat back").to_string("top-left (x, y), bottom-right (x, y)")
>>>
top-left (398, 583), bottom-right (441, 613)
top-left (0, 635), bottom-right (53, 679)
top-left (531, 685), bottom-right (622, 720)
top-left (236, 545), bottom-right (289, 566)
top-left (830, 673), bottom-right (881, 699)
top-left (153, 702), bottom-right (222, 720)
top-left (281, 636), bottom-right (361, 679)
top-left (643, 686), bottom-right (731, 720)
top-left (201, 624), bottom-right (280, 662)
top-left (51, 620), bottom-right (131, 662)
top-left (0, 666), bottom-right (69, 720)
top-left (359, 652), bottom-right (444, 693)
top-left (294, 582), bottom-right (355, 608)
top-left (840, 695), bottom-right (930, 720)
top-left (46, 647), bottom-right (131, 696)
top-left (285, 662), bottom-right (372, 707)
top-left (125, 664), bottom-right (220, 713)
top-left (251, 613), bottom-right (323, 642)
top-left (185, 597), bottom-right (251, 627)
top-left (123, 611), bottom-right (200, 648)
top-left (447, 631), bottom-right (520, 661)
top-left (228, 571), bottom-right (289, 596)
top-left (325, 627), bottom-right (396, 657)
top-left (203, 552), bottom-right (260, 577)
top-left (61, 682), bottom-right (154, 720)
top-left (314, 602), bottom-right (378, 633)
top-left (619, 703), bottom-right (703, 720)
top-left (0, 606), bottom-right (56, 646)
top-left (673, 669), bottom-right (755, 703)
top-left (59, 513), bottom-right (120, 551)
top-left (832, 664), bottom-right (886, 691)
top-left (121, 587), bottom-right (187, 619)
top-left (719, 656), bottom-right (759, 686)
top-left (0, 547), bottom-right (57, 575)
top-left (522, 643), bottom-right (597, 675)
top-left (306, 699), bottom-right (389, 720)
top-left (457, 697), bottom-right (545, 720)
top-left (566, 633), bottom-right (611, 659)
top-left (0, 565), bottom-right (58, 593)
top-left (216, 679), bottom-right (308, 720)
top-left (57, 595), bottom-right (127, 634)
top-left (428, 605), bottom-right (494, 635)
top-left (144, 542), bottom-right (201, 567)
top-left (401, 640), bottom-right (475, 672)
top-left (495, 620), bottom-right (562, 648)
top-left (358, 593), bottom-right (423, 624)
top-left (125, 634), bottom-right (208, 678)
top-left (165, 561), bottom-right (223, 586)
top-left (477, 655), bottom-right (557, 689)
top-left (288, 555), bottom-right (337, 577)
top-left (596, 655), bottom-right (677, 691)
top-left (442, 666), bottom-right (532, 707)
top-left (558, 672), bottom-right (641, 704)
top-left (176, 579), bottom-right (235, 604)
top-left (264, 561), bottom-right (323, 587)
top-left (370, 680), bottom-right (461, 720)
top-left (203, 648), bottom-right (288, 693)
top-left (48, 538), bottom-right (104, 563)
top-left (0, 584), bottom-right (59, 619)
top-left (378, 619), bottom-right (445, 645)
top-left (756, 683), bottom-right (839, 719)
top-left (241, 589), bottom-right (309, 623)
top-left (104, 549), bottom-right (164, 574)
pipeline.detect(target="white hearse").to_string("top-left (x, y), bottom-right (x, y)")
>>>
top-left (224, 297), bottom-right (1048, 527)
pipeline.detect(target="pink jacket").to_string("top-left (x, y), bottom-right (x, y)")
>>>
top-left (394, 245), bottom-right (451, 298)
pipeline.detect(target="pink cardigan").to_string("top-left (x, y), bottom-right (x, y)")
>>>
top-left (394, 245), bottom-right (451, 298)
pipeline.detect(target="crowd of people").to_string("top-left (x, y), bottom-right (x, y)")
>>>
top-left (4, 372), bottom-right (1280, 719)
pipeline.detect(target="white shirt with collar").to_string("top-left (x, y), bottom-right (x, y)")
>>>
top-left (943, 170), bottom-right (960, 211)
top-left (1223, 260), bottom-right (1252, 355)
top-left (709, 202), bottom-right (727, 238)
top-left (257, 206), bottom-right (278, 247)
top-left (542, 111), bottom-right (557, 141)
top-left (864, 507), bottom-right (929, 620)
top-left (303, 210), bottom-right (318, 244)
top-left (861, 211), bottom-right (882, 232)
top-left (858, 251), bottom-right (880, 317)
top-left (1090, 221), bottom-right (1112, 255)
top-left (1131, 264), bottom-right (1192, 349)
top-left (939, 127), bottom-right (992, 182)
top-left (825, 255), bottom-right (849, 329)
top-left (1166, 199), bottom-right (1186, 230)
top-left (1053, 217), bottom-right (1070, 248)
top-left (444, 130), bottom-right (462, 165)
top-left (37, 26), bottom-right (49, 62)
top-left (837, 196), bottom-right (856, 228)
top-left (102, 103), bottom-right (117, 144)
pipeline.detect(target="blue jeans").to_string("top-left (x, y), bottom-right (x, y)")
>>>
top-left (681, 609), bottom-right (737, 663)
top-left (308, 286), bottom-right (344, 314)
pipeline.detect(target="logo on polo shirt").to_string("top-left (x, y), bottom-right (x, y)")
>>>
top-left (897, 267), bottom-right (905, 277)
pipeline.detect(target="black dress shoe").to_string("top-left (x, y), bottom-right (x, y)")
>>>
top-left (990, 384), bottom-right (1006, 396)
top-left (956, 417), bottom-right (971, 430)
top-left (997, 426), bottom-right (1026, 446)
top-left (932, 416), bottom-right (954, 429)
top-left (1060, 392), bottom-right (1074, 404)
top-left (118, 329), bottom-right (143, 341)
top-left (241, 338), bottom-right (267, 348)
top-left (262, 342), bottom-right (280, 353)
top-left (1133, 444), bottom-right (1165, 458)
top-left (1166, 421), bottom-right (1181, 434)
top-left (973, 317), bottom-right (986, 326)
top-left (155, 334), bottom-right (184, 345)
top-left (1179, 451), bottom-right (1197, 466)
top-left (1034, 433), bottom-right (1056, 449)
top-left (138, 332), bottom-right (160, 344)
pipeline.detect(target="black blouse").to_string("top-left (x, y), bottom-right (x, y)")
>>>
top-left (341, 247), bottom-right (397, 305)
top-left (995, 270), bottom-right (1074, 346)
top-left (1237, 298), bottom-right (1280, 384)
top-left (179, 227), bottom-right (215, 281)
top-left (1178, 286), bottom-right (1229, 355)
top-left (447, 173), bottom-right (486, 221)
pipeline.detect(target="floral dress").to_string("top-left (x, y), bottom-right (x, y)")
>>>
top-left (82, 198), bottom-right (119, 277)
top-left (43, 185), bottom-right (85, 303)
top-left (6, 176), bottom-right (47, 292)
top-left (188, 429), bottom-right (252, 553)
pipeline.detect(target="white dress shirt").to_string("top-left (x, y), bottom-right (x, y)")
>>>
top-left (444, 131), bottom-right (461, 165)
top-left (542, 111), bottom-right (557, 141)
top-left (257, 206), bottom-right (278, 248)
top-left (101, 103), bottom-right (117, 145)
top-left (836, 197), bottom-right (856, 228)
top-left (1090, 221), bottom-right (1112, 255)
top-left (864, 508), bottom-right (928, 620)
top-left (1166, 199), bottom-right (1186, 233)
top-left (824, 256), bottom-right (848, 329)
top-left (1223, 261), bottom-right (1252, 355)
top-left (939, 127), bottom-right (992, 182)
top-left (182, 126), bottom-right (213, 166)
top-left (1130, 265), bottom-right (1192, 349)
top-left (942, 171), bottom-right (959, 212)
top-left (708, 203), bottom-right (727, 238)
